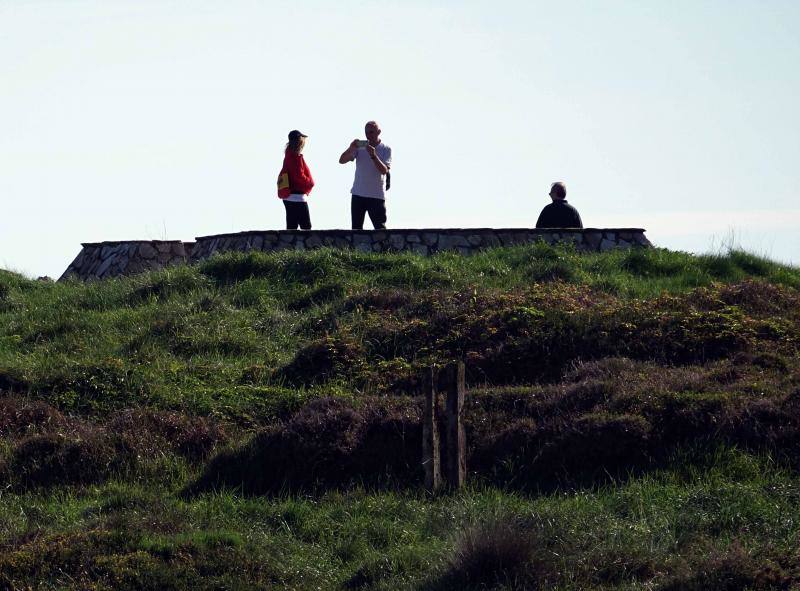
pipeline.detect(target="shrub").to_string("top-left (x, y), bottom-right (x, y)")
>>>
top-left (275, 337), bottom-right (367, 386)
top-left (0, 282), bottom-right (11, 312)
top-left (0, 368), bottom-right (27, 393)
top-left (2, 432), bottom-right (136, 489)
top-left (0, 528), bottom-right (288, 591)
top-left (660, 542), bottom-right (795, 590)
top-left (476, 413), bottom-right (652, 489)
top-left (438, 515), bottom-right (550, 590)
top-left (342, 289), bottom-right (415, 313)
top-left (188, 397), bottom-right (421, 495)
top-left (0, 398), bottom-right (67, 437)
top-left (109, 409), bottom-right (228, 461)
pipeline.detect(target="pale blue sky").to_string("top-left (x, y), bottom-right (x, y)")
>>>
top-left (2, 0), bottom-right (798, 277)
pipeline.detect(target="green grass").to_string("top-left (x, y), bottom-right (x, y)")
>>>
top-left (2, 449), bottom-right (799, 590)
top-left (2, 244), bottom-right (800, 589)
top-left (2, 245), bottom-right (798, 418)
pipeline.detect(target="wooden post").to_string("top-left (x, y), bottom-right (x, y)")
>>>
top-left (422, 367), bottom-right (441, 492)
top-left (443, 361), bottom-right (466, 489)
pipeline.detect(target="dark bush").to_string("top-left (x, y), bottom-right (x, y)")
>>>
top-left (109, 409), bottom-right (228, 461)
top-left (734, 351), bottom-right (789, 372)
top-left (0, 368), bottom-right (27, 393)
top-left (654, 392), bottom-right (729, 447)
top-left (0, 528), bottom-right (277, 590)
top-left (275, 337), bottom-right (367, 386)
top-left (3, 432), bottom-right (136, 489)
top-left (722, 397), bottom-right (800, 464)
top-left (475, 413), bottom-right (652, 489)
top-left (660, 542), bottom-right (794, 590)
top-left (0, 398), bottom-right (67, 437)
top-left (436, 515), bottom-right (550, 590)
top-left (188, 397), bottom-right (421, 495)
top-left (189, 363), bottom-right (800, 495)
top-left (717, 278), bottom-right (800, 315)
top-left (550, 412), bottom-right (652, 472)
top-left (342, 289), bottom-right (415, 313)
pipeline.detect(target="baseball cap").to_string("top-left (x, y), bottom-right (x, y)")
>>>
top-left (288, 130), bottom-right (308, 140)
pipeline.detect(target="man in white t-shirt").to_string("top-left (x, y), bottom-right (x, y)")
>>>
top-left (338, 121), bottom-right (392, 229)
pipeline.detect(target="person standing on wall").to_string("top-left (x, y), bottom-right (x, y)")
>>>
top-left (338, 121), bottom-right (392, 229)
top-left (535, 182), bottom-right (583, 228)
top-left (277, 130), bottom-right (315, 230)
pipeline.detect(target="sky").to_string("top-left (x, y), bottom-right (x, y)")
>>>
top-left (1, 0), bottom-right (799, 278)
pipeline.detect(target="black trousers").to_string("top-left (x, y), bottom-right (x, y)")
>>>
top-left (351, 195), bottom-right (387, 230)
top-left (283, 200), bottom-right (311, 230)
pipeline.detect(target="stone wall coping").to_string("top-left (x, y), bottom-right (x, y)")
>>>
top-left (81, 239), bottom-right (184, 247)
top-left (194, 227), bottom-right (646, 240)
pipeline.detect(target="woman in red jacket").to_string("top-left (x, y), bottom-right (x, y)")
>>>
top-left (279, 129), bottom-right (315, 229)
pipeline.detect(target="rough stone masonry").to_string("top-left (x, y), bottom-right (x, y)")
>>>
top-left (60, 228), bottom-right (652, 281)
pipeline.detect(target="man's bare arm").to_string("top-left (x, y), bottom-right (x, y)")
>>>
top-left (339, 139), bottom-right (359, 164)
top-left (366, 144), bottom-right (389, 174)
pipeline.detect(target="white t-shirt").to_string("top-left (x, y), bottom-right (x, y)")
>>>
top-left (351, 143), bottom-right (392, 200)
top-left (286, 193), bottom-right (307, 203)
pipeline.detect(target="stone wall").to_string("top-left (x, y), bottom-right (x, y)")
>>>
top-left (61, 228), bottom-right (651, 281)
top-left (189, 228), bottom-right (650, 261)
top-left (59, 241), bottom-right (190, 281)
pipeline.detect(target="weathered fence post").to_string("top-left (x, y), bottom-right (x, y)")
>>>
top-left (422, 367), bottom-right (442, 492)
top-left (442, 361), bottom-right (466, 489)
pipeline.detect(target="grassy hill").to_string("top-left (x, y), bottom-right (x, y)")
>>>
top-left (2, 243), bottom-right (800, 590)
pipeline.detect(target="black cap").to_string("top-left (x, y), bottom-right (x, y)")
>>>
top-left (288, 130), bottom-right (307, 141)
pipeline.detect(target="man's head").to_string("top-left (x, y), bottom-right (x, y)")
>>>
top-left (549, 182), bottom-right (567, 201)
top-left (365, 121), bottom-right (381, 145)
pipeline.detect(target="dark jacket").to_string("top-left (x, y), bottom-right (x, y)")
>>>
top-left (535, 200), bottom-right (583, 228)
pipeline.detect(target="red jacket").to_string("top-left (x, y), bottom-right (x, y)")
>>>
top-left (282, 149), bottom-right (315, 196)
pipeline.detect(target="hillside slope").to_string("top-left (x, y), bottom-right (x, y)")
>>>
top-left (2, 244), bottom-right (800, 590)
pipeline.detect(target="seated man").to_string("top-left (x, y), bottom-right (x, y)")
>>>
top-left (536, 182), bottom-right (583, 228)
